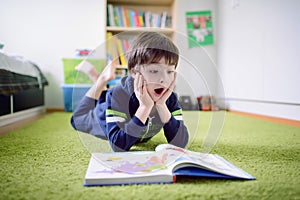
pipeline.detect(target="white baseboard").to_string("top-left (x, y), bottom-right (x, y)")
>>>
top-left (225, 98), bottom-right (300, 121)
top-left (0, 106), bottom-right (46, 127)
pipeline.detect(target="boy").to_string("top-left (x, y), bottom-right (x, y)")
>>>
top-left (71, 32), bottom-right (189, 152)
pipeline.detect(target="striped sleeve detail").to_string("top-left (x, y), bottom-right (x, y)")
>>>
top-left (172, 109), bottom-right (183, 121)
top-left (106, 116), bottom-right (126, 123)
top-left (106, 109), bottom-right (127, 123)
top-left (106, 109), bottom-right (127, 119)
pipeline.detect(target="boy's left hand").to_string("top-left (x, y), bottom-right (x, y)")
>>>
top-left (155, 72), bottom-right (177, 106)
top-left (155, 72), bottom-right (176, 124)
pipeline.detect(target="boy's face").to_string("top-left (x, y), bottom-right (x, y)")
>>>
top-left (137, 57), bottom-right (176, 102)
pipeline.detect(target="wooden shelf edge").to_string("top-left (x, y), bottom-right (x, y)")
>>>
top-left (107, 0), bottom-right (174, 6)
top-left (106, 27), bottom-right (175, 34)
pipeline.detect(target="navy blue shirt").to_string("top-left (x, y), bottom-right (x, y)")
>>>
top-left (71, 75), bottom-right (189, 151)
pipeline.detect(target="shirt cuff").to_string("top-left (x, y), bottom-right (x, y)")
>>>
top-left (163, 116), bottom-right (179, 137)
top-left (132, 116), bottom-right (146, 126)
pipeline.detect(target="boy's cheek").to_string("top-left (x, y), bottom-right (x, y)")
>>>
top-left (144, 76), bottom-right (156, 84)
top-left (166, 76), bottom-right (174, 84)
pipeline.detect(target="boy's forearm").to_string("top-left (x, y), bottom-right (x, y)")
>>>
top-left (135, 105), bottom-right (152, 124)
top-left (156, 104), bottom-right (171, 124)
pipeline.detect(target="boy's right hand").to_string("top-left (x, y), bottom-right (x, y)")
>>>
top-left (134, 73), bottom-right (154, 110)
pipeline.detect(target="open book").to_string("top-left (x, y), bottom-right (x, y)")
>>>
top-left (84, 144), bottom-right (255, 186)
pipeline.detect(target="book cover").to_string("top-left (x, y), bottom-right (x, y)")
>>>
top-left (161, 12), bottom-right (167, 28)
top-left (84, 144), bottom-right (255, 186)
top-left (115, 6), bottom-right (124, 27)
top-left (107, 4), bottom-right (115, 27)
top-left (121, 6), bottom-right (129, 27)
top-left (116, 38), bottom-right (127, 66)
top-left (138, 11), bottom-right (144, 27)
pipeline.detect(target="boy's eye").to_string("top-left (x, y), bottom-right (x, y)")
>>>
top-left (168, 70), bottom-right (175, 74)
top-left (149, 70), bottom-right (158, 73)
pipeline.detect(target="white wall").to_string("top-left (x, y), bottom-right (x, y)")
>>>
top-left (175, 0), bottom-right (219, 104)
top-left (0, 0), bottom-right (105, 108)
top-left (217, 0), bottom-right (300, 120)
top-left (1, 0), bottom-right (299, 121)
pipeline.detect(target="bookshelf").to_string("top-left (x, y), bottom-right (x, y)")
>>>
top-left (104, 0), bottom-right (177, 86)
top-left (105, 0), bottom-right (177, 34)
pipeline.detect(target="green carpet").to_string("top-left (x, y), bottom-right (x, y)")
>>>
top-left (0, 112), bottom-right (299, 200)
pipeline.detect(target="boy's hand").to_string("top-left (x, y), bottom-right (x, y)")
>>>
top-left (155, 72), bottom-right (177, 124)
top-left (134, 73), bottom-right (154, 108)
top-left (155, 72), bottom-right (177, 106)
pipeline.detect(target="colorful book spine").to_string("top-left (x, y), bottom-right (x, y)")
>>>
top-left (128, 9), bottom-right (136, 27)
top-left (116, 38), bottom-right (127, 66)
top-left (107, 4), bottom-right (115, 26)
top-left (115, 6), bottom-right (124, 27)
top-left (107, 4), bottom-right (170, 28)
top-left (113, 6), bottom-right (119, 26)
top-left (138, 11), bottom-right (144, 27)
top-left (161, 12), bottom-right (167, 28)
top-left (121, 7), bottom-right (129, 27)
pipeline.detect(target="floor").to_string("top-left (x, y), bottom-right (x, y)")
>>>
top-left (1, 111), bottom-right (299, 138)
top-left (0, 114), bottom-right (46, 137)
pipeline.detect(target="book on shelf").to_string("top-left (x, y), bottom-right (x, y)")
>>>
top-left (116, 38), bottom-right (127, 66)
top-left (106, 32), bottom-right (128, 87)
top-left (106, 32), bottom-right (118, 65)
top-left (161, 11), bottom-right (167, 28)
top-left (84, 144), bottom-right (255, 186)
top-left (107, 4), bottom-right (115, 27)
top-left (115, 6), bottom-right (123, 27)
top-left (107, 4), bottom-right (171, 28)
top-left (106, 32), bottom-right (134, 67)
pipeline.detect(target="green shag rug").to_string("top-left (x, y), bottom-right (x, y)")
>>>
top-left (0, 112), bottom-right (299, 200)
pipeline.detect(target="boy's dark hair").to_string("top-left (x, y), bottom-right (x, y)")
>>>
top-left (126, 31), bottom-right (179, 71)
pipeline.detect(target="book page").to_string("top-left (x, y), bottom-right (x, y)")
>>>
top-left (87, 146), bottom-right (185, 178)
top-left (85, 153), bottom-right (174, 186)
top-left (155, 144), bottom-right (254, 179)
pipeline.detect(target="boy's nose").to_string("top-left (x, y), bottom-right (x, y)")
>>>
top-left (160, 74), bottom-right (166, 84)
top-left (159, 75), bottom-right (169, 85)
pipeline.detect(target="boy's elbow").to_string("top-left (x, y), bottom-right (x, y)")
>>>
top-left (170, 133), bottom-right (189, 148)
top-left (181, 133), bottom-right (189, 148)
top-left (70, 116), bottom-right (77, 130)
top-left (169, 126), bottom-right (189, 148)
top-left (110, 142), bottom-right (129, 152)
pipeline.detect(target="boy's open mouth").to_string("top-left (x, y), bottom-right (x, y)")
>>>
top-left (154, 88), bottom-right (164, 95)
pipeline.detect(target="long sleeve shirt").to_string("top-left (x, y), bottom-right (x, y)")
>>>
top-left (71, 75), bottom-right (189, 151)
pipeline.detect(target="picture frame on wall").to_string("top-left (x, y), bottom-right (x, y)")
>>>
top-left (186, 10), bottom-right (214, 47)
